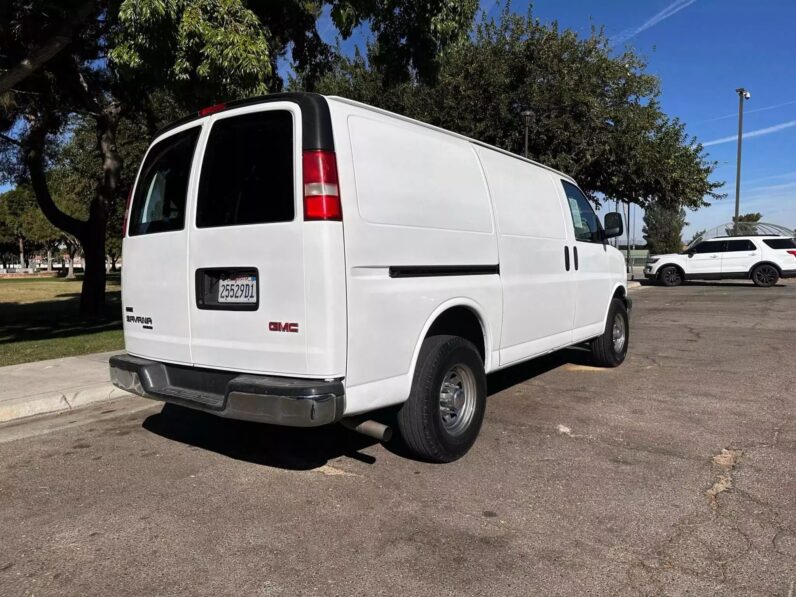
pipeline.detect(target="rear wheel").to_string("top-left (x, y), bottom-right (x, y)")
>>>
top-left (659, 265), bottom-right (683, 287)
top-left (751, 264), bottom-right (779, 287)
top-left (591, 298), bottom-right (629, 367)
top-left (397, 335), bottom-right (486, 463)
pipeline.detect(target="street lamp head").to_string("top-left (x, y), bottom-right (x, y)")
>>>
top-left (521, 110), bottom-right (533, 125)
top-left (736, 87), bottom-right (751, 100)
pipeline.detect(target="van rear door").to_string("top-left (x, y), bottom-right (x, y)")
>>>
top-left (123, 124), bottom-right (202, 364)
top-left (187, 102), bottom-right (345, 377)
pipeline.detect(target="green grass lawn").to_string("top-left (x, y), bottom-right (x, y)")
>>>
top-left (0, 275), bottom-right (123, 367)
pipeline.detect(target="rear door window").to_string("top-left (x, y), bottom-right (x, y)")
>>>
top-left (196, 111), bottom-right (294, 228)
top-left (726, 239), bottom-right (757, 251)
top-left (763, 238), bottom-right (796, 249)
top-left (129, 127), bottom-right (200, 236)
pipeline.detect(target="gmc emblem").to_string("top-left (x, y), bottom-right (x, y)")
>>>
top-left (269, 321), bottom-right (299, 333)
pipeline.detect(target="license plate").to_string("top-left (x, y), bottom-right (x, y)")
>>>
top-left (218, 275), bottom-right (257, 303)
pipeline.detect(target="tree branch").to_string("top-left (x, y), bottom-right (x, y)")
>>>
top-left (24, 118), bottom-right (88, 241)
top-left (0, 133), bottom-right (22, 147)
top-left (0, 1), bottom-right (97, 95)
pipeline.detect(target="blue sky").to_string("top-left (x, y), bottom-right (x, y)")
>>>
top-left (317, 0), bottom-right (796, 241)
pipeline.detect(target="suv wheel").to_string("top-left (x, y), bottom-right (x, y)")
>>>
top-left (659, 265), bottom-right (683, 287)
top-left (751, 263), bottom-right (779, 287)
top-left (591, 298), bottom-right (629, 367)
top-left (397, 335), bottom-right (486, 463)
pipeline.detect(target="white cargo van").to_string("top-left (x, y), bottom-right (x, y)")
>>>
top-left (110, 93), bottom-right (630, 462)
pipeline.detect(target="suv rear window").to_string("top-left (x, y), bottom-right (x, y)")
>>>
top-left (129, 127), bottom-right (200, 236)
top-left (196, 111), bottom-right (294, 228)
top-left (763, 238), bottom-right (796, 249)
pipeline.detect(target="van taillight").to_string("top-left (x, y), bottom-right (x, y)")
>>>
top-left (122, 190), bottom-right (132, 237)
top-left (302, 150), bottom-right (342, 221)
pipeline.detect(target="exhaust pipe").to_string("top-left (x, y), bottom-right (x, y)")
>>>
top-left (341, 418), bottom-right (393, 442)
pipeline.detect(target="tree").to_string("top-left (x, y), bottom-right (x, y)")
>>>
top-left (307, 7), bottom-right (724, 211)
top-left (1, 0), bottom-right (475, 315)
top-left (643, 203), bottom-right (687, 255)
top-left (733, 212), bottom-right (762, 222)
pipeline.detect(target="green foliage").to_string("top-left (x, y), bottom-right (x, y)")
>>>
top-left (308, 7), bottom-right (724, 211)
top-left (643, 203), bottom-right (688, 255)
top-left (733, 212), bottom-right (762, 223)
top-left (110, 0), bottom-right (274, 105)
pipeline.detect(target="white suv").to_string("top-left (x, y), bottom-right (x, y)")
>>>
top-left (109, 93), bottom-right (629, 462)
top-left (644, 236), bottom-right (796, 287)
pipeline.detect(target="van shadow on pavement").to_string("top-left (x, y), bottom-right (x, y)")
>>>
top-left (142, 347), bottom-right (590, 469)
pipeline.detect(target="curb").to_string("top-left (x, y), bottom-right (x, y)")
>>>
top-left (0, 383), bottom-right (131, 424)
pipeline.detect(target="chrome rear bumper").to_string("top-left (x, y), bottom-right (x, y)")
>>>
top-left (109, 354), bottom-right (345, 427)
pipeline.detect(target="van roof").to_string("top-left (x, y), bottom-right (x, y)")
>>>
top-left (154, 92), bottom-right (574, 182)
top-left (326, 95), bottom-right (574, 182)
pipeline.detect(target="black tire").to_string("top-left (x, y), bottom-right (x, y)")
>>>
top-left (591, 298), bottom-right (629, 367)
top-left (659, 265), bottom-right (683, 287)
top-left (751, 263), bottom-right (779, 287)
top-left (397, 335), bottom-right (486, 463)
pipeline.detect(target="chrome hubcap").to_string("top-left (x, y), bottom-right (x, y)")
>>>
top-left (439, 364), bottom-right (477, 436)
top-left (612, 314), bottom-right (626, 353)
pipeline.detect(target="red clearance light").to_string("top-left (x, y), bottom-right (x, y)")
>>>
top-left (303, 150), bottom-right (342, 221)
top-left (198, 103), bottom-right (226, 117)
top-left (122, 189), bottom-right (133, 237)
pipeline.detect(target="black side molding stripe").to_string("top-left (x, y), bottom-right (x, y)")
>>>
top-left (389, 265), bottom-right (500, 278)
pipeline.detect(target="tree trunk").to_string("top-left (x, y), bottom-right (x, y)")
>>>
top-left (79, 104), bottom-right (123, 316)
top-left (47, 248), bottom-right (53, 271)
top-left (18, 237), bottom-right (25, 269)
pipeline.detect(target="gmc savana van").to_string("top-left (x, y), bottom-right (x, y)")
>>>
top-left (110, 93), bottom-right (630, 462)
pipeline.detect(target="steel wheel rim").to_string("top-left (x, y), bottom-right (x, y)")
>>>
top-left (612, 313), bottom-right (626, 353)
top-left (438, 364), bottom-right (477, 436)
top-left (755, 266), bottom-right (776, 285)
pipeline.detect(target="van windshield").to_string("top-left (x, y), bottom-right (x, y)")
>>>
top-left (129, 127), bottom-right (200, 236)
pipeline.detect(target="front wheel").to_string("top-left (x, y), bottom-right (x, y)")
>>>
top-left (751, 264), bottom-right (779, 287)
top-left (591, 298), bottom-right (629, 367)
top-left (397, 335), bottom-right (486, 463)
top-left (659, 265), bottom-right (683, 287)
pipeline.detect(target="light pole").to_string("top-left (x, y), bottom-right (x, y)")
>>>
top-left (521, 110), bottom-right (533, 158)
top-left (733, 87), bottom-right (750, 234)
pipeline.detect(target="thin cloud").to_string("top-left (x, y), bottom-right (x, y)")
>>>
top-left (703, 119), bottom-right (796, 147)
top-left (613, 0), bottom-right (698, 44)
top-left (703, 100), bottom-right (796, 123)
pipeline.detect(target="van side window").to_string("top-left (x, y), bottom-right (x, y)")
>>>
top-left (561, 181), bottom-right (601, 243)
top-left (129, 127), bottom-right (200, 236)
top-left (197, 111), bottom-right (294, 228)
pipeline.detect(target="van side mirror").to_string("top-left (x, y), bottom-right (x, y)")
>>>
top-left (603, 212), bottom-right (623, 239)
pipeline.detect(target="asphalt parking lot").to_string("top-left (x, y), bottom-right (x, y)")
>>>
top-left (1, 280), bottom-right (794, 596)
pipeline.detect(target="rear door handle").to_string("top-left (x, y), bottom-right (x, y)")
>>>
top-left (574, 246), bottom-right (579, 271)
top-left (564, 246), bottom-right (570, 271)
